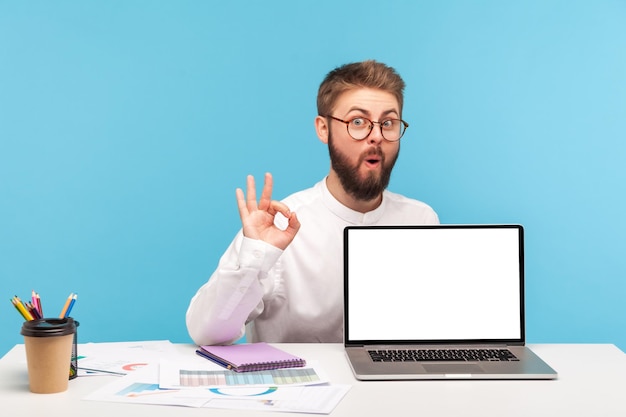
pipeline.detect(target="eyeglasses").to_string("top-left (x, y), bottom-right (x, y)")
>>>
top-left (324, 115), bottom-right (408, 142)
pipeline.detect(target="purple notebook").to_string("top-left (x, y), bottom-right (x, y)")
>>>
top-left (196, 342), bottom-right (306, 372)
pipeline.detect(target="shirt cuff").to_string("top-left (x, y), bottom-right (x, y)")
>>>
top-left (238, 237), bottom-right (284, 272)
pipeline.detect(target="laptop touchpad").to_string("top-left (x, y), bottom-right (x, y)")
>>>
top-left (423, 364), bottom-right (484, 374)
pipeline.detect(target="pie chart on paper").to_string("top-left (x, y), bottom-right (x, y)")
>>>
top-left (122, 363), bottom-right (148, 371)
top-left (209, 386), bottom-right (279, 396)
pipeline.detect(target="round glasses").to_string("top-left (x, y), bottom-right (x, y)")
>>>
top-left (325, 115), bottom-right (408, 142)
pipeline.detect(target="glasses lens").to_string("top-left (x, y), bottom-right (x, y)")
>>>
top-left (347, 118), bottom-right (372, 140)
top-left (381, 119), bottom-right (405, 142)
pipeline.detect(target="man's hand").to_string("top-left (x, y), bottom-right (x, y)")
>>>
top-left (236, 173), bottom-right (301, 250)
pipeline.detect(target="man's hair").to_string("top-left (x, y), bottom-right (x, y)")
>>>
top-left (317, 60), bottom-right (405, 117)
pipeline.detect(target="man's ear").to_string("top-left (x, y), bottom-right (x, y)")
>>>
top-left (315, 116), bottom-right (329, 144)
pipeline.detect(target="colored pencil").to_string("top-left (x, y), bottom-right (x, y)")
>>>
top-left (64, 293), bottom-right (77, 318)
top-left (35, 292), bottom-right (43, 317)
top-left (27, 301), bottom-right (42, 319)
top-left (59, 292), bottom-right (74, 318)
top-left (14, 296), bottom-right (34, 320)
top-left (11, 297), bottom-right (34, 321)
top-left (11, 298), bottom-right (28, 320)
top-left (31, 290), bottom-right (43, 317)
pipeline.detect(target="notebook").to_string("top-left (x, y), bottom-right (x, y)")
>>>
top-left (196, 342), bottom-right (306, 372)
top-left (343, 224), bottom-right (557, 380)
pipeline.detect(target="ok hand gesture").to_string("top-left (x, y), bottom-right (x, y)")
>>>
top-left (236, 173), bottom-right (301, 250)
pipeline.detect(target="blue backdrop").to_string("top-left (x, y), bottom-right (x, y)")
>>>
top-left (1, 1), bottom-right (625, 354)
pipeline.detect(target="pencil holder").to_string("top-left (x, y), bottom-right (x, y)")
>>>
top-left (69, 319), bottom-right (80, 380)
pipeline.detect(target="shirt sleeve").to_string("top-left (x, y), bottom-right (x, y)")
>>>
top-left (185, 233), bottom-right (283, 345)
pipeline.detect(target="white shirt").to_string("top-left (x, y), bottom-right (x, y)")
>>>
top-left (186, 178), bottom-right (439, 345)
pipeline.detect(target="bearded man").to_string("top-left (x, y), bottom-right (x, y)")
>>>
top-left (186, 60), bottom-right (439, 345)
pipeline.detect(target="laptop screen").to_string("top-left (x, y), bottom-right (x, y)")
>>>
top-left (344, 225), bottom-right (524, 345)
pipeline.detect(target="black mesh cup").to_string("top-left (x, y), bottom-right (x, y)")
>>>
top-left (70, 320), bottom-right (80, 379)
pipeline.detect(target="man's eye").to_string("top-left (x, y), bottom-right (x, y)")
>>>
top-left (381, 120), bottom-right (394, 129)
top-left (350, 118), bottom-right (366, 128)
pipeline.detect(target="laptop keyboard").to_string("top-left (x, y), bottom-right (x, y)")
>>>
top-left (368, 348), bottom-right (519, 362)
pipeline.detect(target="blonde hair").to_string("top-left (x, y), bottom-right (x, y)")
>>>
top-left (317, 60), bottom-right (405, 116)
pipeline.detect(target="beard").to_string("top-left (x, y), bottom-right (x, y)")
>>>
top-left (328, 132), bottom-right (399, 202)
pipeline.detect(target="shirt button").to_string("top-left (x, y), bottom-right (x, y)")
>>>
top-left (252, 250), bottom-right (262, 259)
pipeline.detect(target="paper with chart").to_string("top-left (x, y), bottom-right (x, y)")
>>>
top-left (84, 361), bottom-right (350, 414)
top-left (77, 340), bottom-right (177, 376)
top-left (158, 357), bottom-right (329, 389)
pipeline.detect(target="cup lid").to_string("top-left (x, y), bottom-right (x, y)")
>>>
top-left (21, 317), bottom-right (76, 337)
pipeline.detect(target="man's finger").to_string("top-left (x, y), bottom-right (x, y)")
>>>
top-left (258, 172), bottom-right (273, 211)
top-left (236, 187), bottom-right (249, 219)
top-left (285, 212), bottom-right (301, 237)
top-left (245, 174), bottom-right (258, 211)
top-left (268, 200), bottom-right (291, 218)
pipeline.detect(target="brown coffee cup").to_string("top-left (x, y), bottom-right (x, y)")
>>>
top-left (21, 318), bottom-right (77, 393)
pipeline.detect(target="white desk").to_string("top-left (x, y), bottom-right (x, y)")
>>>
top-left (2, 343), bottom-right (626, 416)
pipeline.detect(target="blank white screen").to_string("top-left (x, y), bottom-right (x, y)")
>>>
top-left (346, 227), bottom-right (522, 341)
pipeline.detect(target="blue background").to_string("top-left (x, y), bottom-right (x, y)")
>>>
top-left (1, 1), bottom-right (625, 355)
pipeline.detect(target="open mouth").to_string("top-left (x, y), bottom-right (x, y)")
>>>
top-left (363, 152), bottom-right (382, 168)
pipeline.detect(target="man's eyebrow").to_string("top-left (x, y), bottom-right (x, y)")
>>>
top-left (345, 107), bottom-right (400, 118)
top-left (342, 106), bottom-right (367, 116)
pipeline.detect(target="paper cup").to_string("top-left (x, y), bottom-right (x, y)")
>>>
top-left (21, 318), bottom-right (76, 394)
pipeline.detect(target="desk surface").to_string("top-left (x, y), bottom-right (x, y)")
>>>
top-left (2, 343), bottom-right (626, 416)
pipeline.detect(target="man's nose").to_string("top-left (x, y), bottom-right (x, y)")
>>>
top-left (367, 123), bottom-right (384, 144)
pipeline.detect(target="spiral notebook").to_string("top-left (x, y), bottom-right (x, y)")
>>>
top-left (196, 342), bottom-right (306, 372)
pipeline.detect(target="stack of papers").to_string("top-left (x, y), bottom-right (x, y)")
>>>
top-left (80, 341), bottom-right (350, 414)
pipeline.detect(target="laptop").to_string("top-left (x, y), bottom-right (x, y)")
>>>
top-left (343, 224), bottom-right (557, 380)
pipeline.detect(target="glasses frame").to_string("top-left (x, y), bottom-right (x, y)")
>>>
top-left (324, 115), bottom-right (409, 142)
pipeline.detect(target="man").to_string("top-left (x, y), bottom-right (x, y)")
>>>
top-left (186, 60), bottom-right (439, 346)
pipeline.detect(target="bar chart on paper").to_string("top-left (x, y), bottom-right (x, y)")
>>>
top-left (179, 367), bottom-right (321, 387)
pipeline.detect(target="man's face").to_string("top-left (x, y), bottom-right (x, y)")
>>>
top-left (327, 88), bottom-right (401, 201)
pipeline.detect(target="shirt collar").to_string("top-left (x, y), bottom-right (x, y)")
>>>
top-left (319, 177), bottom-right (387, 225)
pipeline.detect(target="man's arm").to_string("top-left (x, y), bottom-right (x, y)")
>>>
top-left (186, 173), bottom-right (300, 345)
top-left (186, 234), bottom-right (283, 345)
